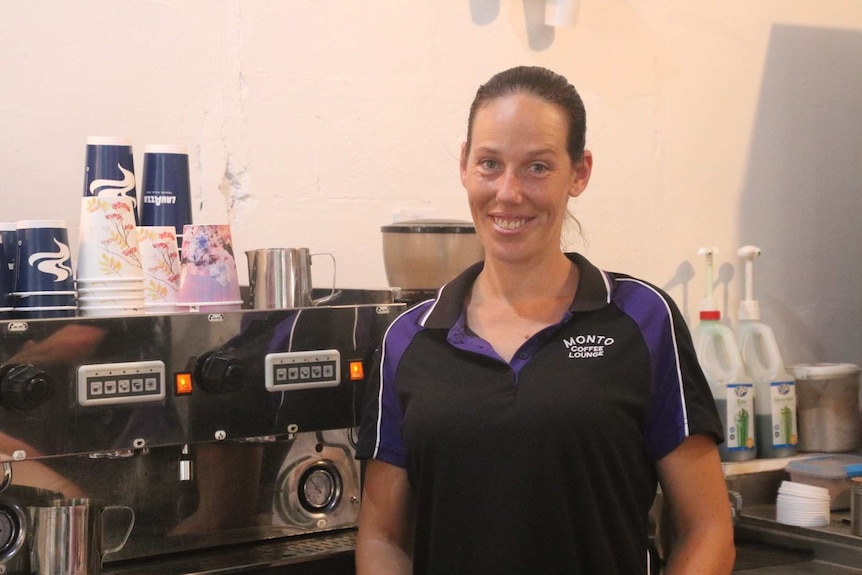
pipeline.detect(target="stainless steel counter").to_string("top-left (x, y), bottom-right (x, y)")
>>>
top-left (733, 505), bottom-right (862, 574)
top-left (734, 540), bottom-right (862, 573)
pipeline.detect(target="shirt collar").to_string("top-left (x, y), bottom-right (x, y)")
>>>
top-left (420, 252), bottom-right (614, 329)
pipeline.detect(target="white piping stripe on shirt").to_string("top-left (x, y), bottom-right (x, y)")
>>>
top-left (418, 290), bottom-right (443, 327)
top-left (372, 317), bottom-right (401, 459)
top-left (598, 269), bottom-right (613, 304)
top-left (616, 277), bottom-right (690, 436)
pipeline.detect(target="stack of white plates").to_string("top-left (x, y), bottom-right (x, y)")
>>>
top-left (776, 480), bottom-right (830, 527)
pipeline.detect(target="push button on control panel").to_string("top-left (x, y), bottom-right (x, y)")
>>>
top-left (77, 361), bottom-right (166, 406)
top-left (265, 350), bottom-right (340, 391)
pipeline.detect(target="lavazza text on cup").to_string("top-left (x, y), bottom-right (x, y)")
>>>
top-left (83, 137), bottom-right (138, 224)
top-left (140, 145), bottom-right (192, 240)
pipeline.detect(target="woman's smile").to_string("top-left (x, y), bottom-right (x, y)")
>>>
top-left (492, 216), bottom-right (530, 231)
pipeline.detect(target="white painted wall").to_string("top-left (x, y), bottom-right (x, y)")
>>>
top-left (1, 0), bottom-right (861, 366)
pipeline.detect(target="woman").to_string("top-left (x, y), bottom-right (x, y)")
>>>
top-left (356, 66), bottom-right (735, 574)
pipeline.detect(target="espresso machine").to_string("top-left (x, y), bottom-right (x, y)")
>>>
top-left (0, 289), bottom-right (402, 574)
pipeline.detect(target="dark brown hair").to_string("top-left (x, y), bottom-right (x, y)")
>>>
top-left (465, 66), bottom-right (587, 162)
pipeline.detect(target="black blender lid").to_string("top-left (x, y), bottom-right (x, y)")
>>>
top-left (380, 219), bottom-right (476, 233)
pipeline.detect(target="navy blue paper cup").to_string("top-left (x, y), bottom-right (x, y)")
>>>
top-left (14, 220), bottom-right (75, 294)
top-left (84, 137), bottom-right (138, 224)
top-left (140, 145), bottom-right (192, 242)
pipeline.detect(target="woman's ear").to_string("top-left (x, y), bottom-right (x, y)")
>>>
top-left (569, 150), bottom-right (593, 198)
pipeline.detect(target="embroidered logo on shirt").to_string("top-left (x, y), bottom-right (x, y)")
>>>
top-left (563, 334), bottom-right (615, 358)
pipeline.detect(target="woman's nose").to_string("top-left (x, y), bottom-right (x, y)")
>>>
top-left (496, 168), bottom-right (523, 203)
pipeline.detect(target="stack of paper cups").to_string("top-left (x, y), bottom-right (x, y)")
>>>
top-left (76, 197), bottom-right (144, 316)
top-left (12, 220), bottom-right (76, 319)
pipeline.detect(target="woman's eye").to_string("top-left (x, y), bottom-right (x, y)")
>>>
top-left (529, 163), bottom-right (549, 174)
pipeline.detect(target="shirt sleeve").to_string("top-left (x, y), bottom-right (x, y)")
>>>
top-left (614, 277), bottom-right (723, 460)
top-left (355, 316), bottom-right (413, 468)
top-left (648, 291), bottom-right (724, 459)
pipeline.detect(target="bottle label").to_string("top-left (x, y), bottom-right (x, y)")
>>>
top-left (769, 380), bottom-right (798, 448)
top-left (726, 383), bottom-right (756, 452)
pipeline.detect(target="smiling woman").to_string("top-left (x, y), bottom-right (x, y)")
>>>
top-left (355, 66), bottom-right (735, 575)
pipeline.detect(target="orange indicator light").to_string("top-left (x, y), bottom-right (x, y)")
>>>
top-left (349, 361), bottom-right (365, 381)
top-left (175, 373), bottom-right (193, 395)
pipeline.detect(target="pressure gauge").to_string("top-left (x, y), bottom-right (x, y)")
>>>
top-left (298, 463), bottom-right (341, 513)
top-left (0, 498), bottom-right (25, 563)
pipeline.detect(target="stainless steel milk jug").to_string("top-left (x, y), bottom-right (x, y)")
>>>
top-left (245, 248), bottom-right (337, 309)
top-left (27, 498), bottom-right (134, 575)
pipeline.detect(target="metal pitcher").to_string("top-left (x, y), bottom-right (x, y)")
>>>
top-left (245, 248), bottom-right (338, 309)
top-left (27, 498), bottom-right (134, 575)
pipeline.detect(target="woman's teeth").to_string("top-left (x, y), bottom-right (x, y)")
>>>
top-left (494, 218), bottom-right (527, 230)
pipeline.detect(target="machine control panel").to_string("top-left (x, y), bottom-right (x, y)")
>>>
top-left (77, 360), bottom-right (166, 407)
top-left (265, 350), bottom-right (341, 391)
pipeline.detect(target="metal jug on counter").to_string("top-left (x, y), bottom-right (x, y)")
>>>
top-left (27, 498), bottom-right (134, 575)
top-left (245, 248), bottom-right (338, 309)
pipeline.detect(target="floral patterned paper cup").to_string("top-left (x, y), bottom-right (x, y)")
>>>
top-left (177, 224), bottom-right (241, 304)
top-left (76, 197), bottom-right (144, 282)
top-left (136, 226), bottom-right (181, 306)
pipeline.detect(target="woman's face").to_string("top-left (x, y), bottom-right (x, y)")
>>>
top-left (460, 93), bottom-right (592, 267)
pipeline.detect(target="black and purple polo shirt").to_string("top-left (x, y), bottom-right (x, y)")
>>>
top-left (357, 253), bottom-right (722, 574)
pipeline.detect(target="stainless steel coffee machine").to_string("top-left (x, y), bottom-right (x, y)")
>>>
top-left (0, 290), bottom-right (402, 574)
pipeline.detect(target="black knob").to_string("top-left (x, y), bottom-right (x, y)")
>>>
top-left (0, 364), bottom-right (54, 411)
top-left (195, 352), bottom-right (246, 393)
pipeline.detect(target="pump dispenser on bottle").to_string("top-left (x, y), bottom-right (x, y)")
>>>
top-left (735, 245), bottom-right (798, 458)
top-left (691, 247), bottom-right (756, 462)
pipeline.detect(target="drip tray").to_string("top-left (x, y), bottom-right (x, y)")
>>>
top-left (104, 530), bottom-right (356, 575)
